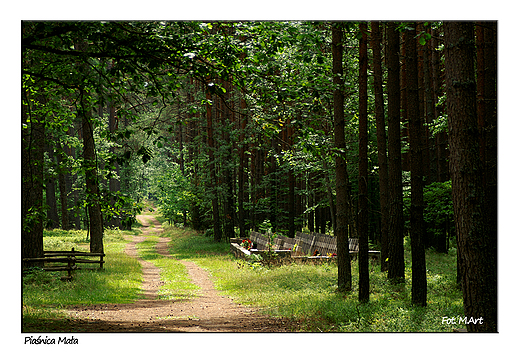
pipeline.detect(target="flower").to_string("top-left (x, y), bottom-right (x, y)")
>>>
top-left (240, 239), bottom-right (252, 250)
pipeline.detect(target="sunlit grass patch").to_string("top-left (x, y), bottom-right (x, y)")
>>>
top-left (167, 227), bottom-right (464, 332)
top-left (135, 235), bottom-right (199, 301)
top-left (23, 228), bottom-right (142, 330)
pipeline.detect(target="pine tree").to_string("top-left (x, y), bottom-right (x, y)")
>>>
top-left (358, 22), bottom-right (370, 302)
top-left (444, 21), bottom-right (497, 332)
top-left (386, 22), bottom-right (405, 283)
top-left (332, 22), bottom-right (352, 292)
top-left (405, 23), bottom-right (427, 306)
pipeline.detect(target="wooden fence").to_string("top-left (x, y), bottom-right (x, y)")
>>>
top-left (23, 247), bottom-right (105, 280)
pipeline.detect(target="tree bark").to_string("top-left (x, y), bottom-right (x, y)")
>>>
top-left (74, 40), bottom-right (104, 253)
top-left (476, 22), bottom-right (497, 262)
top-left (22, 92), bottom-right (45, 265)
top-left (45, 142), bottom-right (60, 229)
top-left (386, 22), bottom-right (405, 282)
top-left (371, 21), bottom-right (390, 272)
top-left (406, 23), bottom-right (427, 306)
top-left (80, 90), bottom-right (104, 253)
top-left (444, 21), bottom-right (497, 332)
top-left (108, 96), bottom-right (121, 229)
top-left (56, 143), bottom-right (70, 230)
top-left (358, 22), bottom-right (369, 303)
top-left (332, 22), bottom-right (352, 292)
top-left (206, 86), bottom-right (222, 242)
top-left (238, 96), bottom-right (248, 239)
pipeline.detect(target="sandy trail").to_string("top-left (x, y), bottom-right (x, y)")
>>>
top-left (67, 214), bottom-right (294, 332)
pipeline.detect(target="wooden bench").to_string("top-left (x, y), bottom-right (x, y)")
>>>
top-left (237, 232), bottom-right (380, 262)
top-left (250, 232), bottom-right (270, 250)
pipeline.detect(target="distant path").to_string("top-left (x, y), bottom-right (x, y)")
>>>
top-left (67, 214), bottom-right (295, 332)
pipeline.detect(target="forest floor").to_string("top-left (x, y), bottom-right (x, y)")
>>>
top-left (65, 214), bottom-right (299, 332)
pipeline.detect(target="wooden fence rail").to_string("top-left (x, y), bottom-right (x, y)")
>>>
top-left (23, 247), bottom-right (105, 280)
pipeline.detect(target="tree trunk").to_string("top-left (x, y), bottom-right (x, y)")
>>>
top-left (332, 22), bottom-right (352, 292)
top-left (238, 96), bottom-right (248, 239)
top-left (74, 40), bottom-right (104, 253)
top-left (81, 91), bottom-right (104, 253)
top-left (430, 27), bottom-right (449, 183)
top-left (406, 24), bottom-right (427, 306)
top-left (56, 143), bottom-right (70, 230)
top-left (206, 86), bottom-right (222, 242)
top-left (358, 22), bottom-right (370, 303)
top-left (221, 80), bottom-right (235, 240)
top-left (45, 143), bottom-right (60, 229)
top-left (22, 92), bottom-right (45, 265)
top-left (108, 97), bottom-right (121, 229)
top-left (444, 21), bottom-right (497, 332)
top-left (476, 22), bottom-right (497, 265)
top-left (386, 22), bottom-right (405, 282)
top-left (371, 21), bottom-right (390, 272)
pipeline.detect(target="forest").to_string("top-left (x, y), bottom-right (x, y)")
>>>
top-left (22, 21), bottom-right (497, 332)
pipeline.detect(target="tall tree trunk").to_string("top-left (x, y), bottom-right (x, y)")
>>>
top-left (238, 96), bottom-right (249, 238)
top-left (22, 92), bottom-right (45, 265)
top-left (423, 26), bottom-right (437, 187)
top-left (56, 144), bottom-right (70, 230)
top-left (476, 22), bottom-right (497, 264)
top-left (80, 90), bottom-right (104, 253)
top-left (358, 22), bottom-right (370, 303)
top-left (371, 21), bottom-right (390, 272)
top-left (222, 79), bottom-right (235, 240)
top-left (406, 23), bottom-right (427, 306)
top-left (386, 22), bottom-right (405, 283)
top-left (444, 21), bottom-right (497, 332)
top-left (206, 86), bottom-right (222, 242)
top-left (108, 96), bottom-right (121, 229)
top-left (75, 40), bottom-right (104, 253)
top-left (332, 22), bottom-right (352, 292)
top-left (45, 142), bottom-right (60, 229)
top-left (69, 123), bottom-right (82, 230)
top-left (430, 27), bottom-right (449, 183)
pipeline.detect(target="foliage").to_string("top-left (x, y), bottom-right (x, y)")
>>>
top-left (423, 181), bottom-right (453, 226)
top-left (403, 180), bottom-right (454, 250)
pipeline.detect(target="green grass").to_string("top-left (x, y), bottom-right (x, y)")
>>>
top-left (24, 223), bottom-right (464, 332)
top-left (23, 229), bottom-right (142, 330)
top-left (135, 235), bottom-right (199, 301)
top-left (162, 225), bottom-right (464, 332)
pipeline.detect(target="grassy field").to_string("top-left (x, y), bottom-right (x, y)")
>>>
top-left (23, 223), bottom-right (464, 332)
top-left (162, 226), bottom-right (464, 332)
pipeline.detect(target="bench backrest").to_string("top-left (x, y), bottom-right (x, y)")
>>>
top-left (251, 231), bottom-right (359, 255)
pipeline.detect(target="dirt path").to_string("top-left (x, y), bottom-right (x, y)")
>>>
top-left (66, 214), bottom-right (297, 332)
